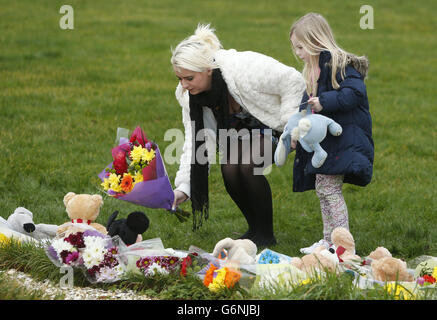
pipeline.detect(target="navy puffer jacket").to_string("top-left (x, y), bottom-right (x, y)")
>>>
top-left (293, 51), bottom-right (374, 192)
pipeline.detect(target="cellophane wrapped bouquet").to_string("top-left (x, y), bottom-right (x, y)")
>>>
top-left (114, 238), bottom-right (210, 279)
top-left (45, 229), bottom-right (126, 283)
top-left (98, 126), bottom-right (189, 222)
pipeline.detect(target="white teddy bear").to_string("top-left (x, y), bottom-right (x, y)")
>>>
top-left (212, 237), bottom-right (258, 265)
top-left (0, 207), bottom-right (58, 241)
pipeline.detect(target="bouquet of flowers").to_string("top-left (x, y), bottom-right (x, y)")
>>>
top-left (202, 263), bottom-right (242, 293)
top-left (415, 259), bottom-right (437, 287)
top-left (98, 126), bottom-right (190, 222)
top-left (134, 252), bottom-right (207, 278)
top-left (179, 252), bottom-right (208, 277)
top-left (45, 230), bottom-right (126, 283)
top-left (136, 256), bottom-right (181, 276)
top-left (257, 249), bottom-right (293, 264)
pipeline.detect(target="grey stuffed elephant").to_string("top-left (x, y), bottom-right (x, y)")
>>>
top-left (0, 207), bottom-right (58, 241)
top-left (275, 106), bottom-right (342, 168)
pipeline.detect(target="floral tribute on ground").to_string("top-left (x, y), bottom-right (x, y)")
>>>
top-left (202, 263), bottom-right (242, 293)
top-left (46, 230), bottom-right (125, 283)
top-left (135, 252), bottom-right (203, 277)
top-left (415, 259), bottom-right (437, 287)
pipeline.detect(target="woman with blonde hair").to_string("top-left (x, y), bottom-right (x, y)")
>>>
top-left (171, 24), bottom-right (305, 247)
top-left (276, 13), bottom-right (374, 253)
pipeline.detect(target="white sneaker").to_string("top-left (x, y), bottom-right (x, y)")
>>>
top-left (300, 239), bottom-right (330, 255)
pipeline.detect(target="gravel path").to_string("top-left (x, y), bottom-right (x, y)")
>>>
top-left (1, 269), bottom-right (152, 300)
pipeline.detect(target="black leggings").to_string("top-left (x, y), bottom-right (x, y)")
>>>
top-left (219, 132), bottom-right (277, 246)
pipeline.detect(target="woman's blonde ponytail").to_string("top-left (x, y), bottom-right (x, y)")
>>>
top-left (171, 23), bottom-right (222, 72)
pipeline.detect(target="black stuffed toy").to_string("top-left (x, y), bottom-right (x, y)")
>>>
top-left (106, 211), bottom-right (150, 245)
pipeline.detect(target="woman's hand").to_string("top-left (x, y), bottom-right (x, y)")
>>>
top-left (172, 190), bottom-right (188, 210)
top-left (308, 96), bottom-right (323, 113)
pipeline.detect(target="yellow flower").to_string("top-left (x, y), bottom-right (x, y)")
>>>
top-left (130, 145), bottom-right (144, 164)
top-left (108, 173), bottom-right (122, 192)
top-left (111, 183), bottom-right (122, 193)
top-left (142, 148), bottom-right (155, 163)
top-left (385, 283), bottom-right (415, 300)
top-left (0, 233), bottom-right (11, 246)
top-left (299, 278), bottom-right (313, 286)
top-left (101, 178), bottom-right (111, 191)
top-left (299, 274), bottom-right (321, 286)
top-left (208, 268), bottom-right (227, 293)
top-left (432, 266), bottom-right (437, 280)
top-left (132, 171), bottom-right (143, 187)
top-left (108, 172), bottom-right (121, 185)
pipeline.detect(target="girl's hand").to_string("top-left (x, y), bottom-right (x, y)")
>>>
top-left (308, 97), bottom-right (323, 113)
top-left (172, 190), bottom-right (188, 210)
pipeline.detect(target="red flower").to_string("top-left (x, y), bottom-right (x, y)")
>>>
top-left (142, 156), bottom-right (157, 181)
top-left (87, 265), bottom-right (100, 277)
top-left (180, 256), bottom-right (192, 277)
top-left (64, 232), bottom-right (85, 248)
top-left (113, 150), bottom-right (128, 175)
top-left (129, 126), bottom-right (148, 147)
top-left (423, 275), bottom-right (436, 284)
top-left (60, 250), bottom-right (70, 264)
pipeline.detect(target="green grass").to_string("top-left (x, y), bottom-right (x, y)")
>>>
top-left (1, 0), bottom-right (436, 299)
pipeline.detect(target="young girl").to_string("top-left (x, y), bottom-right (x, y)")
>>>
top-left (283, 13), bottom-right (374, 254)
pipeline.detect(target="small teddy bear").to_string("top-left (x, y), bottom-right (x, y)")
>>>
top-left (0, 207), bottom-right (58, 241)
top-left (291, 227), bottom-right (361, 274)
top-left (106, 210), bottom-right (150, 245)
top-left (371, 257), bottom-right (414, 282)
top-left (331, 227), bottom-right (361, 264)
top-left (275, 105), bottom-right (342, 168)
top-left (57, 192), bottom-right (107, 237)
top-left (212, 238), bottom-right (257, 265)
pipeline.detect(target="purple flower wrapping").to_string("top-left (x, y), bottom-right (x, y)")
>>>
top-left (83, 229), bottom-right (106, 238)
top-left (46, 245), bottom-right (59, 262)
top-left (99, 146), bottom-right (175, 210)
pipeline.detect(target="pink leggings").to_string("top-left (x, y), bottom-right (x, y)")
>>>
top-left (315, 174), bottom-right (349, 244)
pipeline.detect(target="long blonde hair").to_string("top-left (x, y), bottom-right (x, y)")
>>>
top-left (289, 13), bottom-right (369, 95)
top-left (171, 23), bottom-right (223, 72)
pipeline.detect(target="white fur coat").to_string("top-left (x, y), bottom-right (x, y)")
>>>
top-left (174, 49), bottom-right (305, 197)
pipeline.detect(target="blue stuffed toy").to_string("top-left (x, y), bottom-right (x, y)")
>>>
top-left (275, 105), bottom-right (342, 168)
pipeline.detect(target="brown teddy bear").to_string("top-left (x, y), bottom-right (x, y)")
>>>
top-left (56, 192), bottom-right (107, 237)
top-left (366, 247), bottom-right (413, 282)
top-left (331, 227), bottom-right (361, 264)
top-left (291, 227), bottom-right (359, 274)
top-left (371, 257), bottom-right (414, 282)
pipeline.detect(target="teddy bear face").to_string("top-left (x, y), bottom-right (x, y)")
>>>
top-left (64, 193), bottom-right (103, 222)
top-left (331, 227), bottom-right (355, 254)
top-left (7, 207), bottom-right (36, 234)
